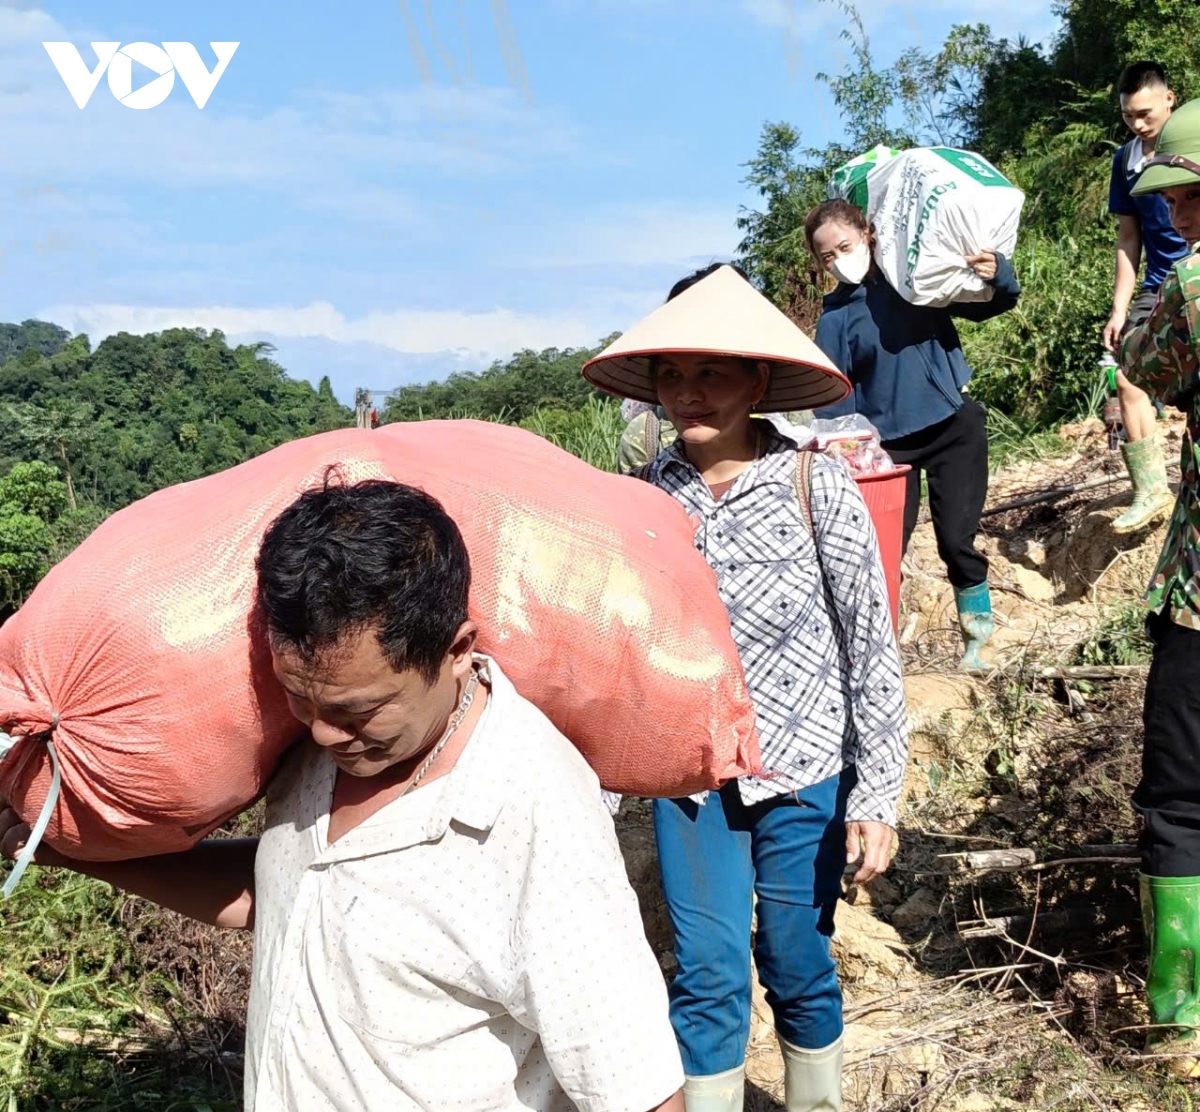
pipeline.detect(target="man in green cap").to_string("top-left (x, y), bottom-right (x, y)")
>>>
top-left (1118, 96), bottom-right (1200, 1072)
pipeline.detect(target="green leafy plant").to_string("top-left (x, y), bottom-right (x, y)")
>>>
top-left (1075, 602), bottom-right (1153, 667)
top-left (963, 233), bottom-right (1112, 424)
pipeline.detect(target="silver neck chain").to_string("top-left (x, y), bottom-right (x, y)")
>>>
top-left (401, 665), bottom-right (481, 796)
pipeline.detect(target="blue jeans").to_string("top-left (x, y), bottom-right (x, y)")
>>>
top-left (652, 769), bottom-right (853, 1075)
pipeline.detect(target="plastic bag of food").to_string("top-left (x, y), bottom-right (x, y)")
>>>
top-left (810, 415), bottom-right (896, 476)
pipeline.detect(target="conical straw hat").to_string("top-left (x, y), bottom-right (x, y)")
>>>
top-left (583, 265), bottom-right (850, 412)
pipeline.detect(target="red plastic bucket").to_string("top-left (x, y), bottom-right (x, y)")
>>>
top-left (854, 465), bottom-right (910, 636)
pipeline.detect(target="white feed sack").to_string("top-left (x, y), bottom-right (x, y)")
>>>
top-left (832, 147), bottom-right (1025, 308)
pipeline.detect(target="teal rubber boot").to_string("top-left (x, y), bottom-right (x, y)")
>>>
top-left (954, 582), bottom-right (995, 673)
top-left (1141, 874), bottom-right (1200, 1075)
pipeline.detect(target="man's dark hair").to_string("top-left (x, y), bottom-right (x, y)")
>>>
top-left (666, 262), bottom-right (751, 303)
top-left (256, 477), bottom-right (471, 685)
top-left (1118, 61), bottom-right (1169, 97)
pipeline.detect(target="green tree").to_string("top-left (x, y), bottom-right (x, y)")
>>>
top-left (965, 38), bottom-right (1061, 161)
top-left (815, 2), bottom-right (911, 152)
top-left (892, 24), bottom-right (996, 147)
top-left (382, 344), bottom-right (610, 424)
top-left (3, 399), bottom-right (95, 509)
top-left (1051, 0), bottom-right (1200, 102)
top-left (0, 323), bottom-right (354, 512)
top-left (0, 320), bottom-right (71, 365)
top-left (736, 4), bottom-right (918, 327)
top-left (0, 461), bottom-right (68, 610)
top-left (735, 122), bottom-right (827, 328)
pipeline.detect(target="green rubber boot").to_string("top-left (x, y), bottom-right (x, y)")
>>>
top-left (954, 582), bottom-right (995, 673)
top-left (1141, 874), bottom-right (1200, 1074)
top-left (1113, 437), bottom-right (1174, 534)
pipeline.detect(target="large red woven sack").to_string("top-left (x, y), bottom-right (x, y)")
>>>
top-left (0, 421), bottom-right (758, 860)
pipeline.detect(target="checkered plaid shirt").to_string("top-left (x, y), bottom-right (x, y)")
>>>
top-left (647, 422), bottom-right (909, 827)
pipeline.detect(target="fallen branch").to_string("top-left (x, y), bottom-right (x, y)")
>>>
top-left (1031, 664), bottom-right (1149, 681)
top-left (959, 903), bottom-right (1134, 941)
top-left (46, 1026), bottom-right (244, 1064)
top-left (981, 663), bottom-right (1150, 682)
top-left (981, 475), bottom-right (1118, 517)
top-left (938, 845), bottom-right (1139, 875)
top-left (938, 849), bottom-right (1037, 872)
top-left (1023, 855), bottom-right (1139, 872)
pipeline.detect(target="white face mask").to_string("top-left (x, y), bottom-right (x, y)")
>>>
top-left (829, 240), bottom-right (871, 286)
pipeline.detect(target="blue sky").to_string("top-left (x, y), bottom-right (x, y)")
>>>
top-left (0, 0), bottom-right (1060, 404)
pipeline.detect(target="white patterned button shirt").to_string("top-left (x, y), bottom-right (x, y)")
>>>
top-left (646, 421), bottom-right (909, 827)
top-left (244, 656), bottom-right (683, 1112)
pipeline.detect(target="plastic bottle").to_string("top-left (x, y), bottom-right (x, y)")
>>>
top-left (1099, 354), bottom-right (1124, 451)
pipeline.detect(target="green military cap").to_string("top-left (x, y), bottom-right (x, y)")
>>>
top-left (1134, 99), bottom-right (1200, 195)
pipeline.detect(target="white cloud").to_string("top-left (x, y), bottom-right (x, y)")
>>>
top-left (31, 192), bottom-right (749, 370)
top-left (37, 300), bottom-right (604, 362)
top-left (530, 202), bottom-right (741, 268)
top-left (0, 4), bottom-right (601, 312)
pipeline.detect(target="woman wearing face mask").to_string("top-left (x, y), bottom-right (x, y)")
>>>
top-left (804, 200), bottom-right (1021, 671)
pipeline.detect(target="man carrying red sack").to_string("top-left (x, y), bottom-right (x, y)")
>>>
top-left (2, 479), bottom-right (684, 1112)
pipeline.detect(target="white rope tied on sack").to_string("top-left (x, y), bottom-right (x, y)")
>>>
top-left (0, 714), bottom-right (61, 899)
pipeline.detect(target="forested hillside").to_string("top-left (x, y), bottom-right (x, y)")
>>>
top-left (380, 341), bottom-right (611, 423)
top-left (0, 320), bottom-right (351, 608)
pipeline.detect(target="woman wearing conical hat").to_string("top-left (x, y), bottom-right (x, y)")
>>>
top-left (584, 263), bottom-right (910, 1112)
top-left (1117, 97), bottom-right (1200, 1074)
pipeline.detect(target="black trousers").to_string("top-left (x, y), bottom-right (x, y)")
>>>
top-left (1137, 610), bottom-right (1200, 876)
top-left (881, 397), bottom-right (989, 590)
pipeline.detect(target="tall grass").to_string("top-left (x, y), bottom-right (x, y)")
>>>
top-left (1074, 601), bottom-right (1154, 667)
top-left (985, 406), bottom-right (1072, 473)
top-left (517, 396), bottom-right (626, 472)
top-left (964, 232), bottom-right (1112, 428)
